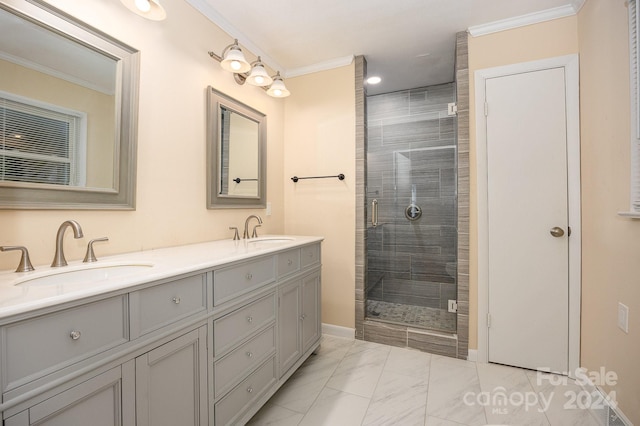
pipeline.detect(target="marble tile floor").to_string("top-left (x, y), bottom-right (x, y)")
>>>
top-left (248, 335), bottom-right (604, 426)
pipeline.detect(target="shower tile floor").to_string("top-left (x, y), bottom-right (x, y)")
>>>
top-left (248, 335), bottom-right (604, 426)
top-left (366, 299), bottom-right (456, 332)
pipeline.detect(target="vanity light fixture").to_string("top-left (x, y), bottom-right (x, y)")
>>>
top-left (120, 0), bottom-right (167, 21)
top-left (209, 45), bottom-right (291, 98)
top-left (266, 72), bottom-right (290, 98)
top-left (219, 39), bottom-right (251, 73)
top-left (246, 58), bottom-right (273, 87)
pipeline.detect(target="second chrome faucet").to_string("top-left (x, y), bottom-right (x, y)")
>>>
top-left (243, 215), bottom-right (262, 239)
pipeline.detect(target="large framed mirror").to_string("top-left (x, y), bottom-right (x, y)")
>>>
top-left (207, 87), bottom-right (266, 209)
top-left (0, 0), bottom-right (139, 209)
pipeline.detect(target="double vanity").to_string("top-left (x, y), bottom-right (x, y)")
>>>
top-left (0, 235), bottom-right (322, 425)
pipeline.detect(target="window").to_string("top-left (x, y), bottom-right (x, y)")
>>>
top-left (627, 0), bottom-right (640, 215)
top-left (0, 91), bottom-right (86, 187)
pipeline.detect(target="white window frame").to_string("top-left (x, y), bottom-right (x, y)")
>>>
top-left (620, 0), bottom-right (640, 217)
top-left (0, 90), bottom-right (87, 187)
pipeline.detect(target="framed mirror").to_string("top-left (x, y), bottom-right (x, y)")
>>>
top-left (207, 87), bottom-right (266, 209)
top-left (0, 0), bottom-right (139, 209)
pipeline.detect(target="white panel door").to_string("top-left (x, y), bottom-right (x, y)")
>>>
top-left (485, 67), bottom-right (569, 373)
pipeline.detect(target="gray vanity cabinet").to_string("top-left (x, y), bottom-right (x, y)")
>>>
top-left (278, 279), bottom-right (302, 376)
top-left (135, 327), bottom-right (208, 426)
top-left (278, 270), bottom-right (321, 378)
top-left (4, 364), bottom-right (134, 426)
top-left (300, 272), bottom-right (321, 354)
top-left (0, 239), bottom-right (322, 426)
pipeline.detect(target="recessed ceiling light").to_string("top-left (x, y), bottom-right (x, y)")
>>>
top-left (367, 76), bottom-right (382, 85)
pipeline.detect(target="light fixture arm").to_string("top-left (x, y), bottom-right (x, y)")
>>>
top-left (208, 39), bottom-right (241, 62)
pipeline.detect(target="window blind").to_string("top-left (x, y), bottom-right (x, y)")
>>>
top-left (0, 95), bottom-right (80, 186)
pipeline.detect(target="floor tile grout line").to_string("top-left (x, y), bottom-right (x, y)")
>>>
top-left (298, 338), bottom-right (357, 425)
top-left (424, 350), bottom-right (433, 422)
top-left (473, 358), bottom-right (489, 425)
top-left (525, 369), bottom-right (553, 426)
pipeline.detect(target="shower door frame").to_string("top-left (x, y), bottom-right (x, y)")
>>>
top-left (354, 30), bottom-right (470, 359)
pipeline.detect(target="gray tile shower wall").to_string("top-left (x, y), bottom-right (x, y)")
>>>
top-left (365, 83), bottom-right (457, 315)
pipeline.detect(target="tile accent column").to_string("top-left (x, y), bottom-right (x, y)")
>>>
top-left (455, 31), bottom-right (470, 360)
top-left (355, 55), bottom-right (367, 340)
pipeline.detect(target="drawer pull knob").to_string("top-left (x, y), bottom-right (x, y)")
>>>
top-left (172, 297), bottom-right (181, 304)
top-left (287, 259), bottom-right (292, 266)
top-left (299, 314), bottom-right (305, 321)
top-left (247, 316), bottom-right (253, 323)
top-left (246, 273), bottom-right (253, 280)
top-left (70, 330), bottom-right (81, 340)
top-left (247, 387), bottom-right (253, 393)
top-left (246, 351), bottom-right (253, 358)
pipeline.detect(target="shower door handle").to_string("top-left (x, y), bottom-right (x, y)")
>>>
top-left (372, 199), bottom-right (379, 228)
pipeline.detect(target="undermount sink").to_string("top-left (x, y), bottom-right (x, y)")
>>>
top-left (247, 237), bottom-right (295, 244)
top-left (14, 261), bottom-right (155, 287)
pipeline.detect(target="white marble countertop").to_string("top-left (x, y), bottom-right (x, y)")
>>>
top-left (0, 235), bottom-right (323, 319)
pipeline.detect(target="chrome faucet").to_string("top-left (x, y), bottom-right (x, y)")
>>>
top-left (243, 215), bottom-right (262, 239)
top-left (51, 220), bottom-right (84, 267)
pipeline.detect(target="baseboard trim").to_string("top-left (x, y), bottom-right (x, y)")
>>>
top-left (579, 374), bottom-right (633, 426)
top-left (322, 323), bottom-right (355, 339)
top-left (467, 349), bottom-right (478, 362)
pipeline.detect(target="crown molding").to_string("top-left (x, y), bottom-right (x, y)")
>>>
top-left (285, 55), bottom-right (355, 79)
top-left (572, 0), bottom-right (586, 13)
top-left (185, 0), bottom-right (283, 73)
top-left (468, 4), bottom-right (580, 37)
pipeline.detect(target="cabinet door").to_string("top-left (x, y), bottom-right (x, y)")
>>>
top-left (301, 272), bottom-right (321, 354)
top-left (135, 327), bottom-right (208, 426)
top-left (278, 279), bottom-right (301, 377)
top-left (6, 366), bottom-right (130, 426)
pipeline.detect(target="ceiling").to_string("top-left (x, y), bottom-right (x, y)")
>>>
top-left (187, 0), bottom-right (584, 95)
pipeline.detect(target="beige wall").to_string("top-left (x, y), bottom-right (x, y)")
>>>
top-left (467, 16), bottom-right (579, 350)
top-left (0, 0), bottom-right (286, 270)
top-left (283, 64), bottom-right (357, 329)
top-left (578, 0), bottom-right (640, 422)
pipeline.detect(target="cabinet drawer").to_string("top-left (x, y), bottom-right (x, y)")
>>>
top-left (214, 256), bottom-right (275, 305)
top-left (214, 357), bottom-right (276, 426)
top-left (130, 274), bottom-right (206, 338)
top-left (214, 326), bottom-right (275, 398)
top-left (301, 244), bottom-right (320, 269)
top-left (214, 293), bottom-right (275, 357)
top-left (277, 249), bottom-right (300, 278)
top-left (1, 296), bottom-right (128, 392)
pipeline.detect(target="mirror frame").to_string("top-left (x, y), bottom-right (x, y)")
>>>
top-left (207, 87), bottom-right (266, 209)
top-left (0, 0), bottom-right (139, 209)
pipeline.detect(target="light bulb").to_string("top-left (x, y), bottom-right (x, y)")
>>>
top-left (134, 0), bottom-right (151, 12)
top-left (231, 60), bottom-right (242, 71)
top-left (254, 75), bottom-right (264, 85)
top-left (273, 89), bottom-right (282, 97)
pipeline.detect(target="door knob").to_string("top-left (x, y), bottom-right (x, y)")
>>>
top-left (550, 227), bottom-right (565, 237)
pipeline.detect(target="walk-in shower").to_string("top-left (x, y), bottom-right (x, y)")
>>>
top-left (365, 83), bottom-right (457, 333)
